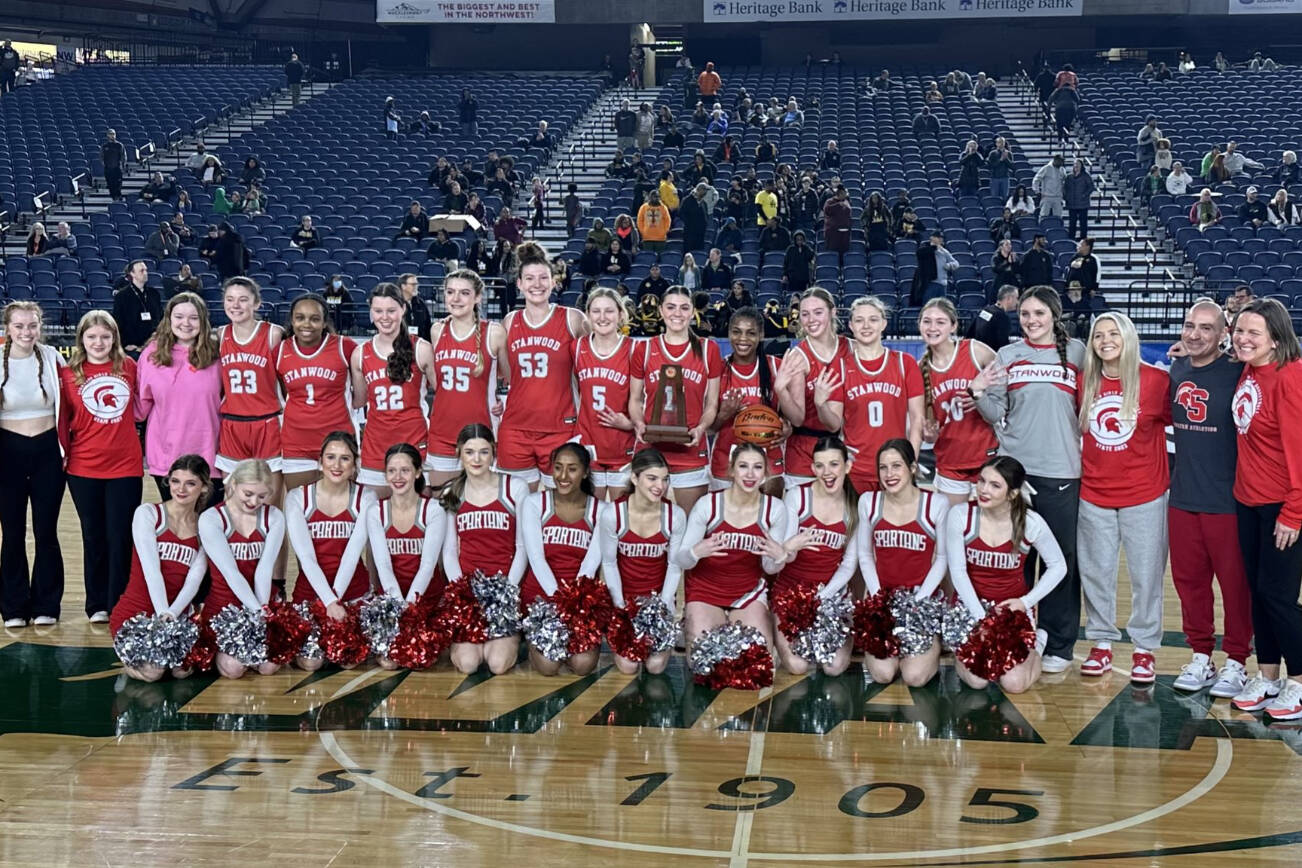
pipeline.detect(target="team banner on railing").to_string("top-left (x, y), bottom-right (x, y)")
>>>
top-left (703, 0), bottom-right (1081, 21)
top-left (1228, 0), bottom-right (1301, 13)
top-left (376, 0), bottom-right (555, 23)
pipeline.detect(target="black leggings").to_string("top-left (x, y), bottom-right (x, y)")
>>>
top-left (68, 475), bottom-right (143, 616)
top-left (1236, 501), bottom-right (1302, 670)
top-left (0, 429), bottom-right (65, 620)
top-left (1024, 475), bottom-right (1081, 660)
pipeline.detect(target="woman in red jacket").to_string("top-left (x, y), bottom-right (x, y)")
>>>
top-left (1227, 299), bottom-right (1302, 719)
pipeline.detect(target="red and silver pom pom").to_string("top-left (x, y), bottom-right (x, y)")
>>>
top-left (293, 601), bottom-right (323, 660)
top-left (956, 605), bottom-right (1037, 682)
top-left (359, 593), bottom-right (405, 658)
top-left (521, 599), bottom-right (569, 662)
top-left (210, 604), bottom-right (268, 666)
top-left (608, 595), bottom-right (677, 661)
top-left (182, 616), bottom-right (217, 671)
top-left (265, 599), bottom-right (313, 665)
top-left (941, 602), bottom-right (981, 651)
top-left (774, 585), bottom-right (853, 666)
top-left (441, 571), bottom-right (520, 644)
top-left (311, 600), bottom-right (370, 666)
top-left (852, 590), bottom-right (899, 659)
top-left (688, 622), bottom-right (773, 690)
top-left (113, 613), bottom-right (200, 670)
top-left (889, 590), bottom-right (945, 658)
top-left (554, 577), bottom-right (615, 655)
top-left (770, 583), bottom-right (821, 637)
top-left (389, 594), bottom-right (448, 670)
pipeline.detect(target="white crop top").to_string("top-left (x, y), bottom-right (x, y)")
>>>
top-left (0, 353), bottom-right (58, 421)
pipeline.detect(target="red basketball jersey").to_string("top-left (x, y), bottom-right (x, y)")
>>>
top-left (862, 490), bottom-right (941, 590)
top-left (633, 336), bottom-right (723, 469)
top-left (429, 319), bottom-right (497, 458)
top-left (776, 484), bottom-right (849, 594)
top-left (711, 355), bottom-right (785, 479)
top-left (110, 504), bottom-right (202, 634)
top-left (840, 349), bottom-right (923, 492)
top-left (292, 483), bottom-right (370, 604)
top-left (685, 492), bottom-right (782, 609)
top-left (375, 496), bottom-right (442, 600)
top-left (786, 336), bottom-right (851, 477)
top-left (453, 476), bottom-right (520, 578)
top-left (520, 492), bottom-right (600, 605)
top-left (927, 339), bottom-right (998, 480)
top-left (276, 334), bottom-right (355, 462)
top-left (203, 504), bottom-right (271, 614)
top-left (574, 334), bottom-right (635, 466)
top-left (219, 321), bottom-right (281, 417)
top-left (959, 504), bottom-right (1029, 603)
top-left (610, 497), bottom-right (677, 599)
top-left (502, 305), bottom-right (578, 433)
top-left (359, 338), bottom-right (430, 470)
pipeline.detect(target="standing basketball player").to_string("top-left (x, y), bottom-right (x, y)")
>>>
top-left (710, 307), bottom-right (786, 495)
top-left (775, 287), bottom-right (850, 487)
top-left (574, 288), bottom-right (636, 499)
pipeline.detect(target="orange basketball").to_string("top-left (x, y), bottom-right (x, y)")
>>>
top-left (733, 404), bottom-right (784, 444)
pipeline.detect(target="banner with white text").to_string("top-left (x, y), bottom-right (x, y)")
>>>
top-left (377, 0), bottom-right (554, 23)
top-left (703, 0), bottom-right (1081, 22)
top-left (1228, 0), bottom-right (1301, 13)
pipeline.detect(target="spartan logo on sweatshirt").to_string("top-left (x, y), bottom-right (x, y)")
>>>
top-left (1087, 395), bottom-right (1135, 450)
top-left (1233, 377), bottom-right (1263, 434)
top-left (79, 374), bottom-right (132, 422)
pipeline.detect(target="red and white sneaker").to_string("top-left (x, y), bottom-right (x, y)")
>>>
top-left (1265, 681), bottom-right (1302, 721)
top-left (1130, 651), bottom-right (1156, 684)
top-left (1231, 674), bottom-right (1283, 711)
top-left (1080, 645), bottom-right (1113, 676)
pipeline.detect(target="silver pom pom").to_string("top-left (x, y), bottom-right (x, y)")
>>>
top-left (359, 594), bottom-right (405, 658)
top-left (113, 614), bottom-right (199, 669)
top-left (521, 599), bottom-right (570, 662)
top-left (889, 590), bottom-right (945, 658)
top-left (688, 622), bottom-right (768, 677)
top-left (941, 602), bottom-right (980, 651)
top-left (790, 588), bottom-right (853, 665)
top-left (294, 601), bottom-right (322, 660)
top-left (211, 605), bottom-right (268, 666)
top-left (472, 571), bottom-right (521, 639)
top-left (630, 595), bottom-right (677, 653)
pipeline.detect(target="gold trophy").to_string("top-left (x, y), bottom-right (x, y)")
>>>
top-left (644, 364), bottom-right (692, 444)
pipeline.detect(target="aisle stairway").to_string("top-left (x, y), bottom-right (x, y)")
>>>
top-left (997, 79), bottom-right (1184, 336)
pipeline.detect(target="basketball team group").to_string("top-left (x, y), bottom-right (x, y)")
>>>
top-left (2, 239), bottom-right (1300, 713)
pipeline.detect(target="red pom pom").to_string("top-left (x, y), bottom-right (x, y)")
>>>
top-left (439, 577), bottom-right (490, 645)
top-left (264, 599), bottom-right (313, 665)
top-left (699, 642), bottom-right (773, 690)
top-left (852, 590), bottom-right (899, 659)
top-left (770, 583), bottom-right (820, 641)
top-left (956, 605), bottom-right (1037, 682)
top-left (312, 600), bottom-right (370, 667)
top-left (554, 577), bottom-right (615, 655)
top-left (389, 595), bottom-right (449, 670)
top-left (182, 616), bottom-right (216, 672)
top-left (608, 604), bottom-right (650, 662)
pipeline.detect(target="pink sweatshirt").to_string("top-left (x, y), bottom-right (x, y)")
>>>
top-left (135, 340), bottom-right (223, 477)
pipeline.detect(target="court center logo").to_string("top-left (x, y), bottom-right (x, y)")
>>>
top-left (1232, 377), bottom-right (1262, 433)
top-left (1087, 394), bottom-right (1133, 448)
top-left (80, 375), bottom-right (132, 421)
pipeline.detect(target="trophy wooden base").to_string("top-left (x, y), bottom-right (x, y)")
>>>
top-left (644, 425), bottom-right (693, 444)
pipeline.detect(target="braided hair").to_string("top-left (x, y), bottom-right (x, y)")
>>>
top-left (1020, 285), bottom-right (1071, 374)
top-left (1, 301), bottom-right (48, 409)
top-left (917, 298), bottom-right (959, 423)
top-left (370, 283), bottom-right (415, 385)
top-left (444, 268), bottom-right (487, 377)
top-left (726, 306), bottom-right (773, 404)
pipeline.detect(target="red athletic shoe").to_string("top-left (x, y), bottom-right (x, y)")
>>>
top-left (1080, 645), bottom-right (1113, 676)
top-left (1131, 651), bottom-right (1157, 684)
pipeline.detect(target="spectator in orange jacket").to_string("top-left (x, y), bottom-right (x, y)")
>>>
top-left (698, 62), bottom-right (722, 100)
top-left (637, 190), bottom-right (672, 258)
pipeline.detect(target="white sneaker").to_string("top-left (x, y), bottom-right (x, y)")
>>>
top-left (1040, 654), bottom-right (1073, 674)
top-left (88, 611), bottom-right (110, 624)
top-left (3, 618), bottom-right (26, 628)
top-left (31, 616), bottom-right (57, 627)
top-left (1173, 653), bottom-right (1218, 692)
top-left (1034, 629), bottom-right (1048, 656)
top-left (1210, 659), bottom-right (1248, 699)
top-left (1232, 673), bottom-right (1284, 711)
top-left (1266, 680), bottom-right (1302, 721)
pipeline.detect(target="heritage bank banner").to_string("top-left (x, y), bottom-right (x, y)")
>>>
top-left (377, 1), bottom-right (555, 22)
top-left (703, 0), bottom-right (1081, 21)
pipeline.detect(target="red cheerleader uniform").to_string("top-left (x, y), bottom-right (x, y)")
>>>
top-left (710, 355), bottom-right (785, 482)
top-left (685, 492), bottom-right (783, 609)
top-left (375, 496), bottom-right (444, 600)
top-left (498, 305), bottom-right (579, 475)
top-left (202, 504), bottom-right (271, 615)
top-left (785, 336), bottom-right (850, 479)
top-left (217, 321), bottom-right (283, 472)
top-left (776, 484), bottom-right (850, 595)
top-left (428, 319), bottom-right (497, 464)
top-left (110, 504), bottom-right (202, 634)
top-left (839, 348), bottom-right (923, 494)
top-left (632, 335), bottom-right (723, 475)
top-left (573, 333), bottom-right (635, 473)
top-left (520, 492), bottom-right (600, 606)
top-left (958, 504), bottom-right (1031, 604)
top-left (276, 334), bottom-right (356, 466)
top-left (860, 490), bottom-right (942, 591)
top-left (610, 497), bottom-right (678, 599)
top-left (452, 476), bottom-right (521, 578)
top-left (927, 339), bottom-right (998, 483)
top-left (358, 337), bottom-right (430, 479)
top-left (292, 483), bottom-right (370, 604)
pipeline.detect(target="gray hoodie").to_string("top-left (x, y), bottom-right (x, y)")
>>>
top-left (1033, 161), bottom-right (1066, 200)
top-left (976, 337), bottom-right (1087, 479)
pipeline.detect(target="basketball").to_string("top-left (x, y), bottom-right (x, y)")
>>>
top-left (732, 404), bottom-right (784, 444)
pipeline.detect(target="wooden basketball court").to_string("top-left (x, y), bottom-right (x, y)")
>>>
top-left (2, 488), bottom-right (1301, 866)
